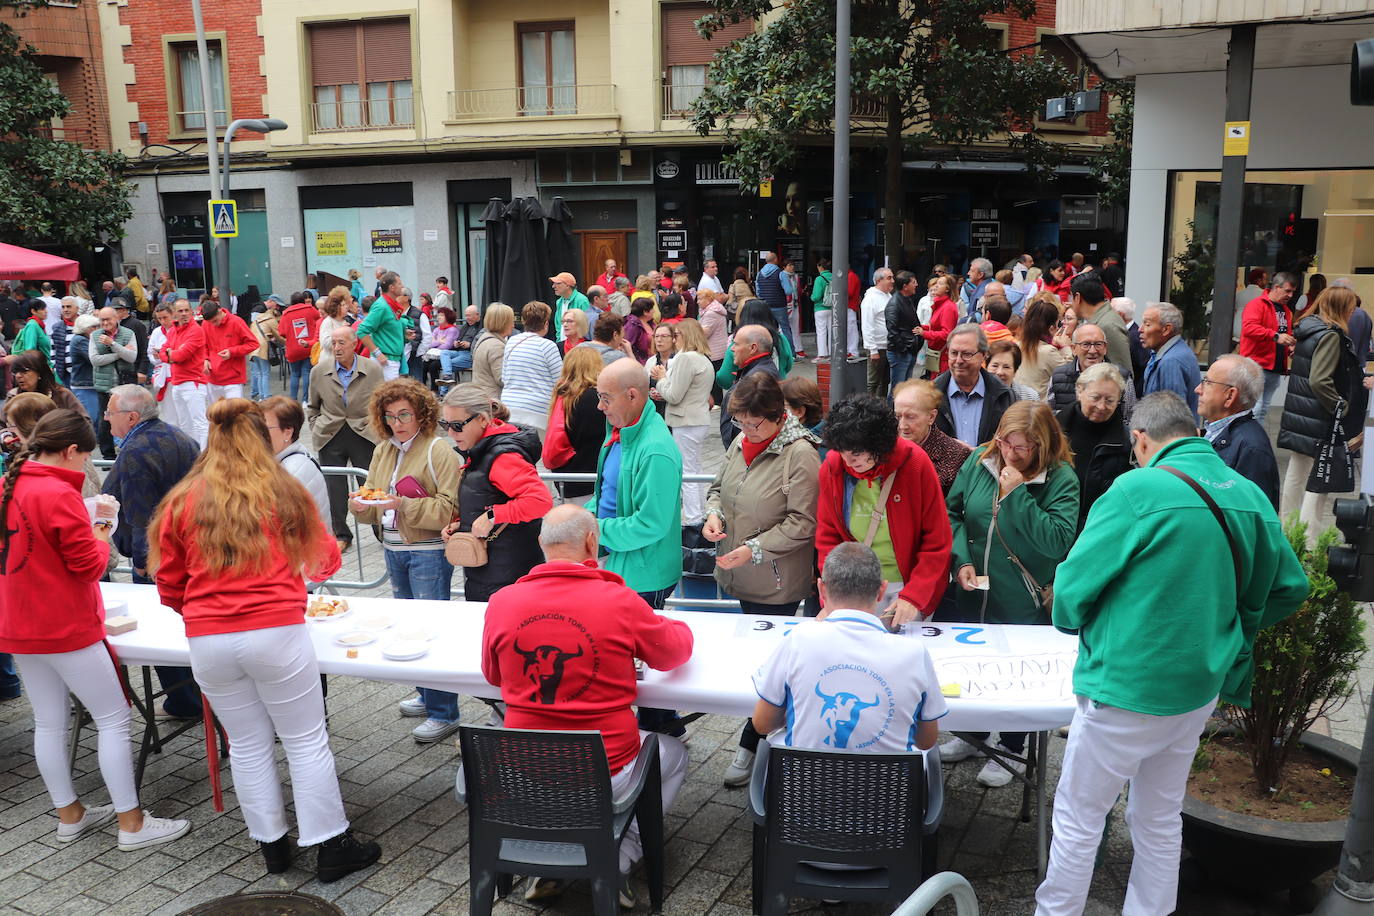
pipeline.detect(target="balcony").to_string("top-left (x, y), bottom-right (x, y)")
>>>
top-left (447, 84), bottom-right (616, 122)
top-left (309, 97), bottom-right (414, 134)
top-left (662, 79), bottom-right (706, 118)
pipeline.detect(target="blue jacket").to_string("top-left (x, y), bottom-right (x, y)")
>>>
top-left (101, 418), bottom-right (199, 571)
top-left (1143, 336), bottom-right (1202, 418)
top-left (756, 264), bottom-right (786, 310)
top-left (959, 278), bottom-right (991, 323)
top-left (1210, 413), bottom-right (1280, 511)
top-left (68, 334), bottom-right (94, 388)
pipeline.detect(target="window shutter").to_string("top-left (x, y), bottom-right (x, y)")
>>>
top-left (662, 2), bottom-right (752, 67)
top-left (309, 22), bottom-right (360, 85)
top-left (361, 18), bottom-right (412, 82)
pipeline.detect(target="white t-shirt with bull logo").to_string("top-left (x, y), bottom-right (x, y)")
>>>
top-left (752, 610), bottom-right (947, 752)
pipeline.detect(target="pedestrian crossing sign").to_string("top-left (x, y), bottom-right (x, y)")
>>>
top-left (209, 199), bottom-right (238, 238)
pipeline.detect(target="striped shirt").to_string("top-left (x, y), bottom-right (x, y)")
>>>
top-left (500, 332), bottom-right (562, 416)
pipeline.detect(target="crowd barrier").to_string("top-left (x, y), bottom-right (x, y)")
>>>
top-left (93, 459), bottom-right (736, 607)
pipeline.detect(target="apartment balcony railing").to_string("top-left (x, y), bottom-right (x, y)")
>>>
top-left (447, 84), bottom-right (616, 121)
top-left (662, 80), bottom-right (707, 117)
top-left (309, 98), bottom-right (414, 133)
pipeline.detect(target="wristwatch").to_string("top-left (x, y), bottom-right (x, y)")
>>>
top-left (92, 518), bottom-right (113, 530)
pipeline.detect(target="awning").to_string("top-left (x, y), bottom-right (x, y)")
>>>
top-left (0, 243), bottom-right (80, 282)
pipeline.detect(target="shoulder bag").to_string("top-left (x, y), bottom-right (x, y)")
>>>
top-left (1159, 465), bottom-right (1244, 599)
top-left (860, 471), bottom-right (898, 547)
top-left (445, 521), bottom-right (507, 568)
top-left (1307, 400), bottom-right (1357, 495)
top-left (991, 499), bottom-right (1055, 613)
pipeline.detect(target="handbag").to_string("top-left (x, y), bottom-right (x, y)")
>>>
top-left (309, 339), bottom-right (322, 366)
top-left (445, 523), bottom-right (507, 568)
top-left (992, 508), bottom-right (1054, 612)
top-left (861, 471), bottom-right (898, 547)
top-left (1307, 400), bottom-right (1357, 494)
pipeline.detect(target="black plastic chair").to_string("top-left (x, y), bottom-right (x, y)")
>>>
top-left (455, 725), bottom-right (666, 914)
top-left (748, 739), bottom-right (941, 916)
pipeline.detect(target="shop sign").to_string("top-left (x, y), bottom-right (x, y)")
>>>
top-left (971, 221), bottom-right (1000, 247)
top-left (370, 229), bottom-right (403, 253)
top-left (696, 162), bottom-right (740, 185)
top-left (315, 231), bottom-right (348, 257)
top-left (658, 230), bottom-right (687, 252)
top-left (1061, 196), bottom-right (1099, 230)
top-left (656, 159), bottom-right (681, 180)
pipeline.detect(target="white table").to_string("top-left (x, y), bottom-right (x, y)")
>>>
top-left (99, 582), bottom-right (1078, 875)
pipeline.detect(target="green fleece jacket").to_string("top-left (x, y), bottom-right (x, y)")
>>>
top-left (1053, 437), bottom-right (1309, 715)
top-left (587, 400), bottom-right (683, 592)
top-left (946, 451), bottom-right (1080, 624)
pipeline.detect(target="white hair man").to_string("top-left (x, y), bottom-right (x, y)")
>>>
top-left (1113, 296), bottom-right (1150, 396)
top-left (1140, 302), bottom-right (1201, 419)
top-left (860, 267), bottom-right (895, 397)
top-left (1196, 354), bottom-right (1279, 509)
top-left (960, 257), bottom-right (994, 323)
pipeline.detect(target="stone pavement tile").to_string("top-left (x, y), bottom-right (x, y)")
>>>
top-left (147, 874), bottom-right (249, 916)
top-left (374, 876), bottom-right (458, 914)
top-left (360, 843), bottom-right (451, 895)
top-left (0, 836), bottom-right (55, 882)
top-left (417, 814), bottom-right (469, 853)
top-left (662, 836), bottom-right (710, 884)
top-left (0, 792), bottom-right (62, 829)
top-left (25, 830), bottom-right (119, 880)
top-left (674, 801), bottom-right (743, 846)
top-left (373, 816), bottom-right (438, 862)
top-left (335, 884), bottom-right (391, 916)
top-left (410, 795), bottom-right (459, 828)
top-left (45, 894), bottom-right (114, 916)
top-left (649, 866), bottom-right (733, 916)
top-left (349, 788), bottom-right (427, 839)
top-left (431, 843), bottom-right (469, 886)
top-left (9, 860), bottom-right (114, 914)
top-left (707, 904), bottom-right (752, 916)
top-left (695, 827), bottom-right (751, 877)
top-left (157, 841), bottom-right (254, 893)
top-left (292, 863), bottom-right (377, 904)
top-left (0, 873), bottom-right (45, 908)
top-left (950, 811), bottom-right (1018, 859)
top-left (717, 869), bottom-right (755, 910)
top-left (241, 871), bottom-right (314, 895)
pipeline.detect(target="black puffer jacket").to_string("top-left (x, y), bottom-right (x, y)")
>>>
top-left (457, 423), bottom-right (544, 600)
top-left (1278, 315), bottom-right (1358, 457)
top-left (885, 292), bottom-right (921, 354)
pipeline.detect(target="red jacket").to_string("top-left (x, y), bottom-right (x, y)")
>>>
top-left (0, 462), bottom-right (109, 654)
top-left (847, 271), bottom-right (861, 312)
top-left (154, 483), bottom-right (341, 638)
top-left (1238, 291), bottom-right (1293, 372)
top-left (201, 312), bottom-right (258, 384)
top-left (482, 560), bottom-right (694, 770)
top-left (163, 320), bottom-right (209, 384)
top-left (281, 302), bottom-right (321, 363)
top-left (596, 271), bottom-right (626, 292)
top-left (922, 296), bottom-right (959, 373)
top-left (815, 437), bottom-right (953, 615)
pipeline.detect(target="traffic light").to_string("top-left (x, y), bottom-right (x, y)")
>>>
top-left (1328, 495), bottom-right (1374, 601)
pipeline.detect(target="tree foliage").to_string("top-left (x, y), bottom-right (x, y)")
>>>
top-left (0, 1), bottom-right (133, 247)
top-left (1090, 80), bottom-right (1133, 209)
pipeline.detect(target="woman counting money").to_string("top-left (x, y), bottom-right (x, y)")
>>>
top-left (149, 398), bottom-right (381, 881)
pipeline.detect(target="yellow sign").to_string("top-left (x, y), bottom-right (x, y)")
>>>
top-left (759, 179), bottom-right (773, 198)
top-left (314, 231), bottom-right (348, 257)
top-left (1223, 120), bottom-right (1251, 157)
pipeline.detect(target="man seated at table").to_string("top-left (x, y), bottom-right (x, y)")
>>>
top-left (482, 504), bottom-right (694, 908)
top-left (751, 542), bottom-right (945, 753)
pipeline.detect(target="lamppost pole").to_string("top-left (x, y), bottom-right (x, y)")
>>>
top-left (828, 0), bottom-right (852, 408)
top-left (190, 0), bottom-right (220, 295)
top-left (217, 118), bottom-right (287, 306)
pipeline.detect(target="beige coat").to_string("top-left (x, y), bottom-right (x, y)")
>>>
top-left (1015, 341), bottom-right (1069, 400)
top-left (350, 432), bottom-right (462, 545)
top-left (471, 331), bottom-right (505, 401)
top-left (654, 350), bottom-right (715, 428)
top-left (705, 415), bottom-right (821, 604)
top-left (250, 310), bottom-right (282, 360)
top-left (728, 279), bottom-right (754, 321)
top-left (307, 354), bottom-right (383, 446)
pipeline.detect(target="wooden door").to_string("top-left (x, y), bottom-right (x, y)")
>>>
top-left (579, 231), bottom-right (629, 290)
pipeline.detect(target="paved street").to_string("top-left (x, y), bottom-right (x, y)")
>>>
top-left (0, 342), bottom-right (1368, 915)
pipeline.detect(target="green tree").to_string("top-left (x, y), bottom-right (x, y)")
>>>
top-left (1090, 80), bottom-right (1133, 209)
top-left (690, 0), bottom-right (1075, 264)
top-left (0, 0), bottom-right (133, 247)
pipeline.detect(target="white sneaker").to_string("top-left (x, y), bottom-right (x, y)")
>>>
top-left (524, 877), bottom-right (566, 901)
top-left (413, 718), bottom-right (461, 744)
top-left (976, 752), bottom-right (1027, 788)
top-left (56, 804), bottom-right (116, 843)
top-left (397, 696), bottom-right (427, 717)
top-left (723, 748), bottom-right (755, 787)
top-left (118, 812), bottom-right (191, 851)
top-left (939, 736), bottom-right (985, 762)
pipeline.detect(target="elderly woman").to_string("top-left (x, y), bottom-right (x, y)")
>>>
top-left (655, 319), bottom-right (716, 526)
top-left (349, 378), bottom-right (462, 744)
top-left (67, 314), bottom-right (101, 426)
top-left (815, 394), bottom-right (952, 628)
top-left (501, 301), bottom-right (562, 435)
top-left (892, 379), bottom-right (972, 495)
top-left (940, 401), bottom-right (1079, 787)
top-left (471, 302), bottom-right (514, 401)
top-left (561, 307), bottom-right (589, 356)
top-left (986, 340), bottom-right (1042, 402)
top-left (705, 372), bottom-right (821, 786)
top-left (261, 395), bottom-right (331, 528)
top-left (1055, 362), bottom-right (1131, 529)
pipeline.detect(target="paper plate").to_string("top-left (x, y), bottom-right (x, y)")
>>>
top-left (306, 606), bottom-right (352, 623)
top-left (353, 497), bottom-right (393, 506)
top-left (394, 628), bottom-right (436, 643)
top-left (357, 614), bottom-right (393, 631)
top-left (382, 640), bottom-right (430, 661)
top-left (334, 631), bottom-right (377, 648)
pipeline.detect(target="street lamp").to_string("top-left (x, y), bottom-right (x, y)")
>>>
top-left (215, 117), bottom-right (287, 305)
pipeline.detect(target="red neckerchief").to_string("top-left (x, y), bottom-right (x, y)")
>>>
top-left (742, 429), bottom-right (779, 466)
top-left (383, 293), bottom-right (405, 319)
top-left (734, 352), bottom-right (768, 377)
top-left (608, 427), bottom-right (622, 446)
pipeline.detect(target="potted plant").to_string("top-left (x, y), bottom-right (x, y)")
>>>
top-left (1182, 520), bottom-right (1365, 911)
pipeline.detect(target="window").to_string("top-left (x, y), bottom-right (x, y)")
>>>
top-left (172, 41), bottom-right (227, 133)
top-left (660, 3), bottom-right (753, 115)
top-left (518, 22), bottom-right (576, 116)
top-left (307, 19), bottom-right (413, 131)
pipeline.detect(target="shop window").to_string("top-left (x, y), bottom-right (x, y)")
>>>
top-left (308, 19), bottom-right (413, 131)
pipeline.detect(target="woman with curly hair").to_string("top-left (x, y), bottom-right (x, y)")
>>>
top-left (151, 399), bottom-right (380, 878)
top-left (815, 394), bottom-right (952, 629)
top-left (349, 378), bottom-right (463, 742)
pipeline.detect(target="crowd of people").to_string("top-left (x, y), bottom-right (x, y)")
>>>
top-left (0, 247), bottom-right (1358, 913)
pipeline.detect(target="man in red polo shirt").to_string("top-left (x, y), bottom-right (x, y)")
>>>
top-left (1237, 271), bottom-right (1297, 423)
top-left (199, 300), bottom-right (258, 403)
top-left (482, 504), bottom-right (692, 908)
top-left (161, 299), bottom-right (209, 447)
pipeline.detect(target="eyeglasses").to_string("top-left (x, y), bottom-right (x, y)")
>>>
top-left (104, 408), bottom-right (134, 419)
top-left (1075, 341), bottom-right (1107, 350)
top-left (438, 414), bottom-right (478, 433)
top-left (1200, 378), bottom-right (1235, 390)
top-left (995, 437), bottom-right (1035, 456)
top-left (946, 349), bottom-right (980, 361)
top-left (731, 417), bottom-right (768, 432)
top-left (382, 410), bottom-right (416, 424)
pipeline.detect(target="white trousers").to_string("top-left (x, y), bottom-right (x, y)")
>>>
top-left (172, 381), bottom-right (209, 448)
top-left (380, 360), bottom-right (400, 381)
top-left (207, 383), bottom-right (244, 404)
top-left (673, 424), bottom-right (708, 525)
top-left (1279, 452), bottom-right (1327, 543)
top-left (15, 642), bottom-right (138, 812)
top-left (788, 305), bottom-right (802, 353)
top-left (818, 309), bottom-right (861, 358)
top-left (188, 625), bottom-right (349, 845)
top-left (612, 730), bottom-right (688, 875)
top-left (1034, 695), bottom-right (1216, 916)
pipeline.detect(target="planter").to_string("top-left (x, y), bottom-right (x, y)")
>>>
top-left (1181, 730), bottom-right (1357, 912)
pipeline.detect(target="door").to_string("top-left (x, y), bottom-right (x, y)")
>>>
top-left (229, 210), bottom-right (271, 298)
top-left (579, 231), bottom-right (629, 291)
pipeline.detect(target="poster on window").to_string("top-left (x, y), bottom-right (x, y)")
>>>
top-left (371, 229), bottom-right (403, 254)
top-left (304, 206), bottom-right (415, 286)
top-left (173, 248), bottom-right (204, 270)
top-left (315, 231), bottom-right (348, 258)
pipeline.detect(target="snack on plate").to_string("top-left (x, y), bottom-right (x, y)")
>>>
top-left (356, 486), bottom-right (389, 501)
top-left (105, 615), bottom-right (138, 635)
top-left (306, 597), bottom-right (351, 619)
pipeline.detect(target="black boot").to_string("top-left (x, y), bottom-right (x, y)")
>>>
top-left (260, 835), bottom-right (292, 874)
top-left (316, 830), bottom-right (381, 883)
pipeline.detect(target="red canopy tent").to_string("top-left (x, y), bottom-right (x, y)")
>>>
top-left (0, 242), bottom-right (80, 282)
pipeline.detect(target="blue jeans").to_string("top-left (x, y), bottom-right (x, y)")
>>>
top-left (73, 388), bottom-right (100, 433)
top-left (288, 359), bottom-right (310, 402)
top-left (439, 349), bottom-right (472, 376)
top-left (887, 349), bottom-right (917, 394)
top-left (385, 548), bottom-right (458, 723)
top-left (249, 356), bottom-right (272, 400)
top-left (133, 570), bottom-right (203, 716)
top-left (0, 653), bottom-right (19, 699)
top-left (770, 306), bottom-right (796, 350)
top-left (1256, 369), bottom-right (1284, 424)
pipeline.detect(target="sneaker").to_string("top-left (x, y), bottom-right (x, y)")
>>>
top-left (413, 718), bottom-right (461, 744)
top-left (976, 751), bottom-right (1027, 789)
top-left (316, 830), bottom-right (381, 883)
top-left (438, 374), bottom-right (455, 384)
top-left (722, 748), bottom-right (755, 788)
top-left (154, 706), bottom-right (199, 721)
top-left (261, 835), bottom-right (293, 874)
top-left (56, 804), bottom-right (116, 843)
top-left (118, 812), bottom-right (191, 851)
top-left (938, 736), bottom-right (985, 762)
top-left (619, 877), bottom-right (636, 909)
top-left (795, 350), bottom-right (808, 359)
top-left (397, 696), bottom-right (427, 718)
top-left (524, 877), bottom-right (566, 902)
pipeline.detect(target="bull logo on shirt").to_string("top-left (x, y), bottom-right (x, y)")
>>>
top-left (814, 683), bottom-right (880, 749)
top-left (514, 637), bottom-right (585, 705)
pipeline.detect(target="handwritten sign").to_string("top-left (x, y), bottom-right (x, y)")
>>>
top-left (931, 651), bottom-right (1076, 702)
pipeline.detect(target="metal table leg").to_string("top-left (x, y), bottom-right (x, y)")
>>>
top-left (1037, 730), bottom-right (1050, 880)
